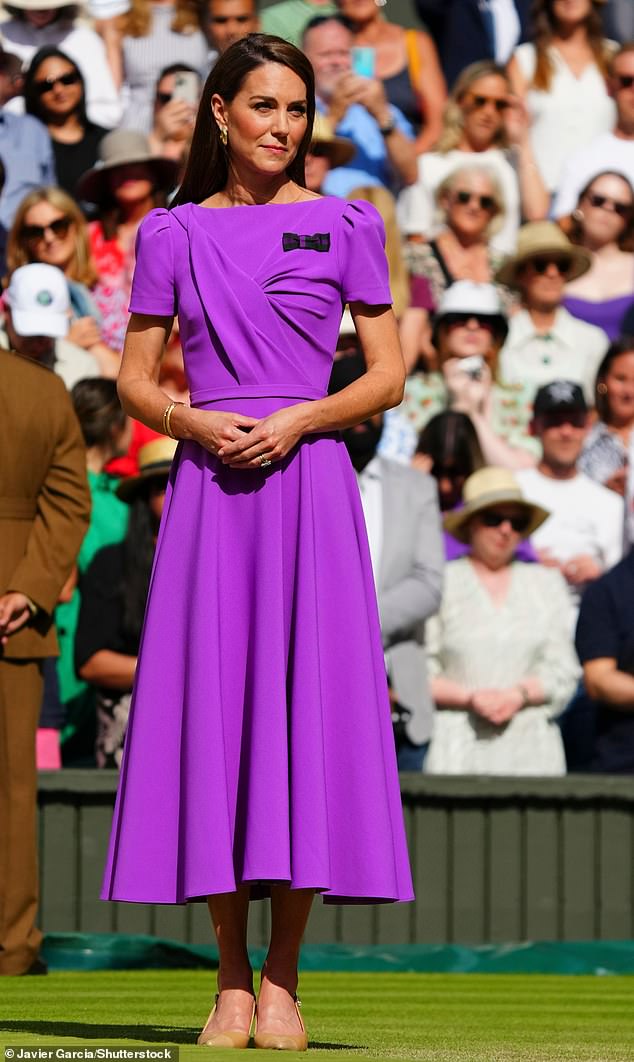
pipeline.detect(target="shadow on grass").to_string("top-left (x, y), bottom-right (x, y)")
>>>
top-left (0, 1022), bottom-right (365, 1051)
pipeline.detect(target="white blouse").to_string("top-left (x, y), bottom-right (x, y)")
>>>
top-left (514, 42), bottom-right (616, 193)
top-left (425, 558), bottom-right (579, 776)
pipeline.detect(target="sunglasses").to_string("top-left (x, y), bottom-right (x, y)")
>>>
top-left (22, 215), bottom-right (72, 242)
top-left (528, 256), bottom-right (571, 276)
top-left (468, 94), bottom-right (510, 113)
top-left (34, 70), bottom-right (80, 96)
top-left (155, 91), bottom-right (172, 106)
top-left (614, 74), bottom-right (634, 90)
top-left (479, 510), bottom-right (531, 533)
top-left (537, 410), bottom-right (587, 429)
top-left (586, 192), bottom-right (632, 218)
top-left (452, 190), bottom-right (497, 212)
top-left (443, 312), bottom-right (495, 332)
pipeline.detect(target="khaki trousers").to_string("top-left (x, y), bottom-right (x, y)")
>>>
top-left (0, 657), bottom-right (43, 975)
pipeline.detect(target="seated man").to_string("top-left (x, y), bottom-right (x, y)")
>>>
top-left (302, 15), bottom-right (417, 198)
top-left (576, 547), bottom-right (634, 773)
top-left (2, 263), bottom-right (99, 389)
top-left (203, 0), bottom-right (259, 65)
top-left (329, 350), bottom-right (444, 770)
top-left (553, 44), bottom-right (634, 220)
top-left (516, 381), bottom-right (624, 618)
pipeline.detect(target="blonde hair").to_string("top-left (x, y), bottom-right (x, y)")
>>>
top-left (435, 165), bottom-right (506, 239)
top-left (347, 185), bottom-right (409, 319)
top-left (123, 0), bottom-right (201, 37)
top-left (7, 187), bottom-right (98, 288)
top-left (435, 61), bottom-right (511, 155)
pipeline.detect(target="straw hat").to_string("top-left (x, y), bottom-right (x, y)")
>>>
top-left (432, 280), bottom-right (508, 347)
top-left (76, 130), bottom-right (180, 205)
top-left (495, 221), bottom-right (592, 289)
top-left (310, 114), bottom-right (355, 168)
top-left (116, 437), bottom-right (178, 502)
top-left (443, 467), bottom-right (549, 544)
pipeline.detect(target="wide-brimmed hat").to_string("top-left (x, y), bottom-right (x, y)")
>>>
top-left (310, 114), bottom-right (355, 168)
top-left (443, 467), bottom-right (549, 544)
top-left (432, 280), bottom-right (508, 347)
top-left (495, 221), bottom-right (592, 289)
top-left (76, 130), bottom-right (180, 205)
top-left (116, 437), bottom-right (177, 503)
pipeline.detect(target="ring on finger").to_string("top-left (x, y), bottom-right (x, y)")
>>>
top-left (258, 454), bottom-right (273, 468)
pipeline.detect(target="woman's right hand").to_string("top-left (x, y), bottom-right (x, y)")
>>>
top-left (443, 357), bottom-right (492, 416)
top-left (68, 316), bottom-right (102, 350)
top-left (189, 409), bottom-right (259, 456)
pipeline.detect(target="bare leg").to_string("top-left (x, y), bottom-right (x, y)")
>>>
top-left (199, 887), bottom-right (255, 1039)
top-left (256, 885), bottom-right (314, 1038)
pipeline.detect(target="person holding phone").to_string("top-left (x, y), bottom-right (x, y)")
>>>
top-left (301, 14), bottom-right (417, 197)
top-left (148, 63), bottom-right (202, 163)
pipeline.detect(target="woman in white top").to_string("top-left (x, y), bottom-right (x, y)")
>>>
top-left (0, 0), bottom-right (122, 128)
top-left (397, 60), bottom-right (548, 255)
top-left (425, 467), bottom-right (579, 776)
top-left (508, 0), bottom-right (616, 194)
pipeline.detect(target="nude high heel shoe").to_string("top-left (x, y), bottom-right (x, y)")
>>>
top-left (254, 995), bottom-right (308, 1052)
top-left (197, 993), bottom-right (256, 1048)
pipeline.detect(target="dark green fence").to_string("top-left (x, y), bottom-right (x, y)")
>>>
top-left (37, 772), bottom-right (634, 947)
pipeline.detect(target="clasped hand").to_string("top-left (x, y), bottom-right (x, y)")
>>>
top-left (470, 687), bottom-right (524, 726)
top-left (194, 406), bottom-right (308, 469)
top-left (0, 592), bottom-right (32, 645)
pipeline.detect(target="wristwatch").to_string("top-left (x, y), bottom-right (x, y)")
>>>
top-left (378, 116), bottom-right (397, 137)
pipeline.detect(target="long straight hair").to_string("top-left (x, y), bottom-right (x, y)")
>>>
top-left (174, 34), bottom-right (315, 207)
top-left (530, 0), bottom-right (609, 91)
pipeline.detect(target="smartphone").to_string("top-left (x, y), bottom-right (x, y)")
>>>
top-left (351, 46), bottom-right (375, 79)
top-left (459, 355), bottom-right (485, 379)
top-left (173, 71), bottom-right (200, 106)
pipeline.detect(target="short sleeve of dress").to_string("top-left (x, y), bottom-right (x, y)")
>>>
top-left (128, 208), bottom-right (176, 316)
top-left (338, 200), bottom-right (392, 306)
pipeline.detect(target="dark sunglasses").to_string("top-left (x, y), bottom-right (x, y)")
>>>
top-left (479, 510), bottom-right (531, 533)
top-left (615, 75), bottom-right (634, 90)
top-left (22, 215), bottom-right (72, 242)
top-left (468, 93), bottom-right (509, 113)
top-left (529, 256), bottom-right (571, 276)
top-left (155, 91), bottom-right (172, 106)
top-left (453, 190), bottom-right (497, 212)
top-left (442, 312), bottom-right (495, 332)
top-left (586, 192), bottom-right (632, 218)
top-left (537, 410), bottom-right (587, 430)
top-left (34, 70), bottom-right (80, 96)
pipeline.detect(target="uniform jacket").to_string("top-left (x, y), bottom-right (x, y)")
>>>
top-left (0, 349), bottom-right (91, 659)
top-left (377, 457), bottom-right (444, 746)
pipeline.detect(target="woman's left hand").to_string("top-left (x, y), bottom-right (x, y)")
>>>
top-left (217, 404), bottom-right (309, 469)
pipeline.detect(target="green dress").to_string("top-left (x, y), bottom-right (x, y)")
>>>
top-left (56, 470), bottom-right (129, 763)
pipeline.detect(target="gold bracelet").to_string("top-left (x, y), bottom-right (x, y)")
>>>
top-left (163, 401), bottom-right (182, 440)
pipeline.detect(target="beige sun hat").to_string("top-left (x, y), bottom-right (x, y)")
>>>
top-left (310, 114), bottom-right (355, 168)
top-left (495, 221), bottom-right (592, 289)
top-left (76, 130), bottom-right (180, 205)
top-left (116, 437), bottom-right (178, 503)
top-left (443, 467), bottom-right (550, 544)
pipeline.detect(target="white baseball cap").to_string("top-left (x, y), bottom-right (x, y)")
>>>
top-left (6, 264), bottom-right (70, 338)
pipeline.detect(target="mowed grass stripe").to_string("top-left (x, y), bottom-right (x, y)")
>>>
top-left (0, 971), bottom-right (632, 1061)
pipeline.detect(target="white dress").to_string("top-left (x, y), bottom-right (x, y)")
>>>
top-left (514, 42), bottom-right (616, 193)
top-left (425, 558), bottom-right (579, 776)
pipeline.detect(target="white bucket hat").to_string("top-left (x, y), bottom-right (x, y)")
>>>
top-left (432, 280), bottom-right (508, 346)
top-left (6, 264), bottom-right (70, 338)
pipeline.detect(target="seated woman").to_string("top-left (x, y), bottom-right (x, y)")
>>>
top-left (579, 338), bottom-right (634, 548)
top-left (400, 164), bottom-right (514, 372)
top-left (334, 0), bottom-right (446, 153)
top-left (23, 48), bottom-right (108, 202)
top-left (563, 170), bottom-right (634, 341)
top-left (402, 281), bottom-right (537, 468)
top-left (7, 186), bottom-right (120, 376)
top-left (397, 60), bottom-right (548, 256)
top-left (75, 438), bottom-right (176, 768)
top-left (425, 467), bottom-right (579, 776)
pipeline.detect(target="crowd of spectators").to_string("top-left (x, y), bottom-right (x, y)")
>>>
top-left (2, 0), bottom-right (634, 776)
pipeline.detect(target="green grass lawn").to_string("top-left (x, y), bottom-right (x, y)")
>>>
top-left (0, 971), bottom-right (632, 1062)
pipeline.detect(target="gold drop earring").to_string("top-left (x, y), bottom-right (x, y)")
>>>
top-left (218, 124), bottom-right (228, 146)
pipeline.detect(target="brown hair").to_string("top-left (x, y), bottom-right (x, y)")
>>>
top-left (175, 34), bottom-right (315, 206)
top-left (122, 0), bottom-right (200, 37)
top-left (7, 186), bottom-right (98, 287)
top-left (529, 0), bottom-right (610, 91)
top-left (435, 61), bottom-right (511, 154)
top-left (594, 338), bottom-right (634, 423)
top-left (569, 171), bottom-right (634, 252)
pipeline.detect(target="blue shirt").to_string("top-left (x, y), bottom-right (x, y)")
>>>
top-left (319, 101), bottom-right (414, 199)
top-left (0, 110), bottom-right (56, 229)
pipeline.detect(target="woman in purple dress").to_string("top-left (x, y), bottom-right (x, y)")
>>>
top-left (102, 33), bottom-right (413, 1051)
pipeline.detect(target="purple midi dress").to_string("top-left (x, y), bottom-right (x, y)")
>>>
top-left (100, 197), bottom-right (414, 906)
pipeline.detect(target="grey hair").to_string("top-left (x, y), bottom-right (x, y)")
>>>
top-left (434, 164), bottom-right (506, 238)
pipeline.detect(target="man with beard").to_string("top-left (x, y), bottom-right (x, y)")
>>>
top-left (329, 347), bottom-right (444, 770)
